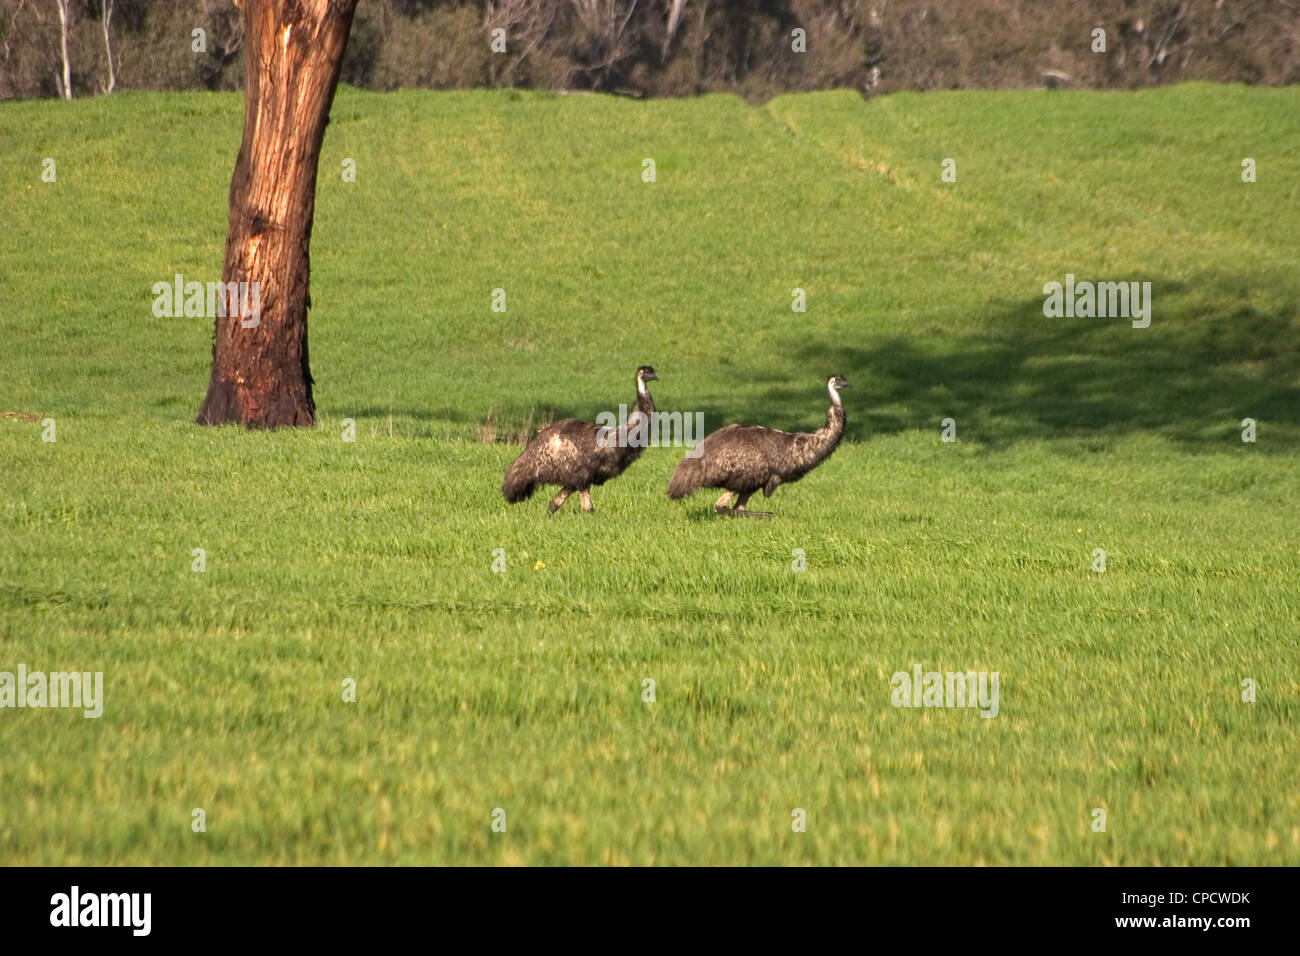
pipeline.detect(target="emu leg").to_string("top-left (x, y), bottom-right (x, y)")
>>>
top-left (713, 491), bottom-right (736, 515)
top-left (579, 489), bottom-right (594, 513)
top-left (548, 490), bottom-right (571, 513)
top-left (733, 492), bottom-right (773, 518)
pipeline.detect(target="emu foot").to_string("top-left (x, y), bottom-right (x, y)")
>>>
top-left (714, 505), bottom-right (774, 518)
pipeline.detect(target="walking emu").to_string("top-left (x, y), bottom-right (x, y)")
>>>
top-left (502, 366), bottom-right (658, 513)
top-left (667, 375), bottom-right (849, 517)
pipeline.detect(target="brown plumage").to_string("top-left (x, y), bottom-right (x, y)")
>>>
top-left (502, 366), bottom-right (658, 513)
top-left (667, 375), bottom-right (849, 517)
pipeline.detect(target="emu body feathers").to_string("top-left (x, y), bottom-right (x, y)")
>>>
top-left (668, 375), bottom-right (848, 516)
top-left (501, 370), bottom-right (848, 517)
top-left (502, 366), bottom-right (657, 513)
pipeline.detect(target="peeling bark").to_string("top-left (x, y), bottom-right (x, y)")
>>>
top-left (196, 0), bottom-right (358, 428)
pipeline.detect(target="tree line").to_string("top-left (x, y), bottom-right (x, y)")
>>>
top-left (3, 0), bottom-right (1297, 103)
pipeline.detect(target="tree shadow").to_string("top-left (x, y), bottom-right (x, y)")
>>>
top-left (337, 273), bottom-right (1297, 451)
top-left (760, 273), bottom-right (1300, 451)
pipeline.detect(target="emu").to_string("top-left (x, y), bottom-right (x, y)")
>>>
top-left (667, 374), bottom-right (849, 517)
top-left (502, 366), bottom-right (658, 513)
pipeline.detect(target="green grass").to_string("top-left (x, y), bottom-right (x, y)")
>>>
top-left (1, 83), bottom-right (1298, 865)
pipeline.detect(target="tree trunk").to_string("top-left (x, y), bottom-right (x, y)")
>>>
top-left (196, 0), bottom-right (358, 428)
top-left (663, 0), bottom-right (687, 59)
top-left (99, 0), bottom-right (116, 95)
top-left (56, 0), bottom-right (73, 100)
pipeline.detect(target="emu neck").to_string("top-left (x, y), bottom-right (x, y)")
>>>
top-left (634, 381), bottom-right (655, 417)
top-left (813, 394), bottom-right (846, 456)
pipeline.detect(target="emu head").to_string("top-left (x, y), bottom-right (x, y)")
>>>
top-left (827, 374), bottom-right (849, 402)
top-left (636, 366), bottom-right (658, 400)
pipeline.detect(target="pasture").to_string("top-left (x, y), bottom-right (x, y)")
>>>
top-left (1, 83), bottom-right (1297, 864)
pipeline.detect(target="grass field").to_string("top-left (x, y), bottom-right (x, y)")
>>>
top-left (1, 83), bottom-right (1298, 865)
